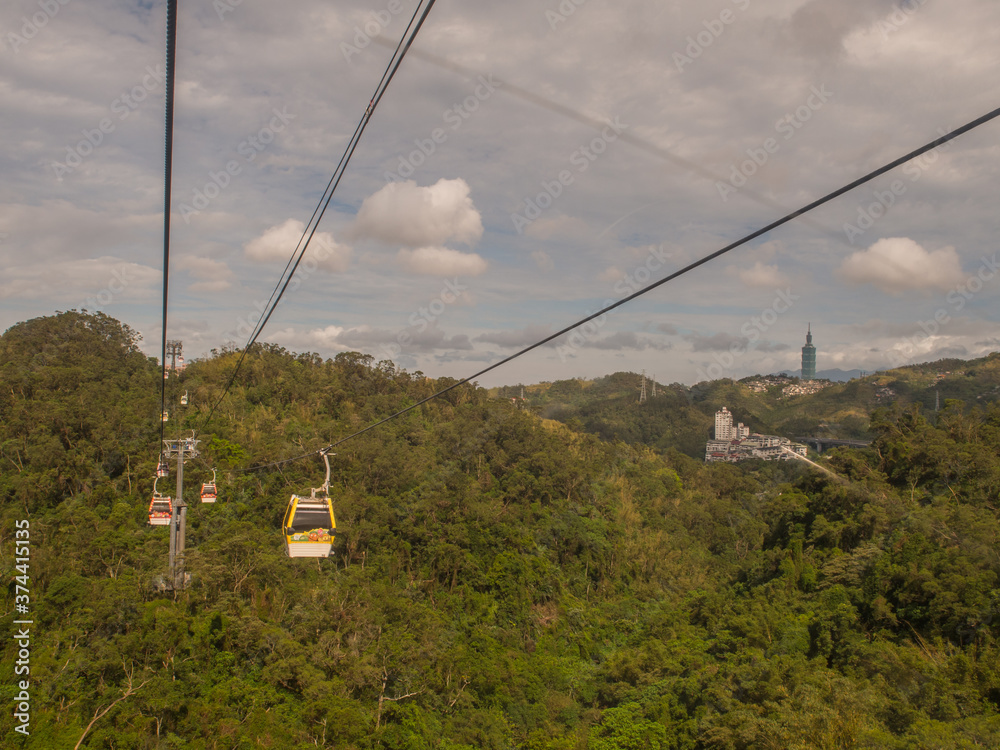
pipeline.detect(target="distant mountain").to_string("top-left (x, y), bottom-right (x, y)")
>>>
top-left (500, 353), bottom-right (1000, 458)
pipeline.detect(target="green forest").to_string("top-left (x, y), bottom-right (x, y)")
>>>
top-left (497, 358), bottom-right (1000, 459)
top-left (1, 311), bottom-right (999, 749)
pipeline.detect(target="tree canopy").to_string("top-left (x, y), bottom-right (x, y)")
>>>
top-left (1, 311), bottom-right (998, 748)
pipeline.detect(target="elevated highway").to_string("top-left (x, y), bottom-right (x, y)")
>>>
top-left (795, 437), bottom-right (871, 453)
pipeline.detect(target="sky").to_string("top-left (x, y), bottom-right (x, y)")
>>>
top-left (2, 0), bottom-right (999, 388)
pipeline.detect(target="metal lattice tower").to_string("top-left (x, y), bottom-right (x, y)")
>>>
top-left (166, 340), bottom-right (183, 372)
top-left (639, 370), bottom-right (647, 403)
top-left (652, 374), bottom-right (657, 398)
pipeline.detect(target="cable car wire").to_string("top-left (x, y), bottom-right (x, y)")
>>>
top-left (200, 0), bottom-right (439, 432)
top-left (242, 104), bottom-right (1000, 473)
top-left (158, 0), bottom-right (178, 452)
top-left (372, 39), bottom-right (850, 247)
top-left (242, 0), bottom-right (437, 343)
top-left (234, 8), bottom-right (426, 353)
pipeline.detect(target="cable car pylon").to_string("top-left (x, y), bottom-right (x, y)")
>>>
top-left (160, 432), bottom-right (199, 590)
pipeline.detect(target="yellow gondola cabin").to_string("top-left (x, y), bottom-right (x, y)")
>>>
top-left (282, 495), bottom-right (336, 557)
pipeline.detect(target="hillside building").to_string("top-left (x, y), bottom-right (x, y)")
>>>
top-left (714, 407), bottom-right (749, 440)
top-left (714, 407), bottom-right (732, 440)
top-left (706, 407), bottom-right (807, 462)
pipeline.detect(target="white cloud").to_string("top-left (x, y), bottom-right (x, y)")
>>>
top-left (309, 234), bottom-right (353, 273)
top-left (838, 237), bottom-right (964, 294)
top-left (589, 331), bottom-right (670, 351)
top-left (352, 179), bottom-right (483, 248)
top-left (268, 325), bottom-right (348, 353)
top-left (397, 246), bottom-right (488, 276)
top-left (598, 266), bottom-right (623, 283)
top-left (176, 255), bottom-right (232, 292)
top-left (274, 322), bottom-right (474, 356)
top-left (307, 325), bottom-right (346, 348)
top-left (476, 324), bottom-right (554, 348)
top-left (737, 262), bottom-right (791, 288)
top-left (0, 257), bottom-right (160, 302)
top-left (244, 219), bottom-right (351, 272)
top-left (525, 214), bottom-right (591, 240)
top-left (2, 0), bottom-right (998, 387)
top-left (781, 0), bottom-right (893, 59)
top-left (532, 250), bottom-right (555, 271)
top-left (244, 219), bottom-right (306, 261)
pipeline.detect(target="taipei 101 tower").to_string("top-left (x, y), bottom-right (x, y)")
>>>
top-left (801, 324), bottom-right (816, 380)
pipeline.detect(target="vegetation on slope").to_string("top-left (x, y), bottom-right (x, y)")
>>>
top-left (507, 358), bottom-right (1000, 458)
top-left (1, 311), bottom-right (998, 749)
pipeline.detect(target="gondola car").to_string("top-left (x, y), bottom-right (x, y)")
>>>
top-left (282, 450), bottom-right (336, 558)
top-left (148, 495), bottom-right (173, 526)
top-left (200, 469), bottom-right (218, 503)
top-left (282, 495), bottom-right (336, 557)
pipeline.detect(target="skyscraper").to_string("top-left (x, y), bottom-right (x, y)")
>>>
top-left (801, 324), bottom-right (816, 380)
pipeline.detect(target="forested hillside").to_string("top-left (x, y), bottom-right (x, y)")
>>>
top-left (1, 311), bottom-right (999, 748)
top-left (508, 359), bottom-right (1000, 458)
